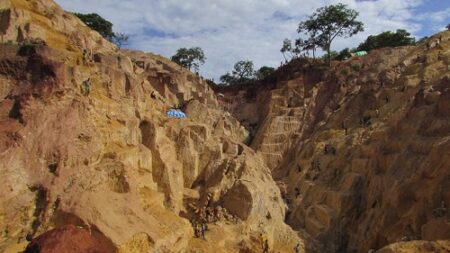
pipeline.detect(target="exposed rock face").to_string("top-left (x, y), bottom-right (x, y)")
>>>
top-left (218, 33), bottom-right (450, 252)
top-left (0, 0), bottom-right (300, 252)
top-left (0, 0), bottom-right (449, 252)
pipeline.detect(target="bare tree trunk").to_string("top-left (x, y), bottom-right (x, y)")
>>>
top-left (327, 37), bottom-right (332, 67)
top-left (327, 43), bottom-right (331, 67)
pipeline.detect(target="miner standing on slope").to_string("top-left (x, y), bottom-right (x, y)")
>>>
top-left (83, 78), bottom-right (91, 96)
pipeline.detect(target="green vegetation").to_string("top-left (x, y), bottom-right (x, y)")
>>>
top-left (255, 66), bottom-right (275, 80)
top-left (171, 47), bottom-right (206, 71)
top-left (297, 37), bottom-right (320, 59)
top-left (219, 73), bottom-right (235, 86)
top-left (447, 24), bottom-right (450, 30)
top-left (281, 39), bottom-right (300, 61)
top-left (110, 33), bottom-right (129, 48)
top-left (74, 12), bottom-right (129, 48)
top-left (282, 4), bottom-right (363, 64)
top-left (357, 29), bottom-right (415, 51)
top-left (297, 3), bottom-right (364, 66)
top-left (74, 13), bottom-right (114, 38)
top-left (323, 29), bottom-right (416, 62)
top-left (335, 48), bottom-right (351, 61)
top-left (219, 61), bottom-right (274, 86)
top-left (220, 60), bottom-right (254, 85)
top-left (280, 40), bottom-right (297, 60)
top-left (218, 73), bottom-right (235, 86)
top-left (280, 37), bottom-right (318, 60)
top-left (232, 60), bottom-right (254, 81)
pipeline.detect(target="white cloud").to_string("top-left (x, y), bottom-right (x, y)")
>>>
top-left (55, 0), bottom-right (428, 79)
top-left (417, 7), bottom-right (450, 23)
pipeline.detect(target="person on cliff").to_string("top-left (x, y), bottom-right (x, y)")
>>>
top-left (200, 223), bottom-right (207, 240)
top-left (263, 239), bottom-right (269, 253)
top-left (193, 223), bottom-right (200, 238)
top-left (83, 78), bottom-right (91, 96)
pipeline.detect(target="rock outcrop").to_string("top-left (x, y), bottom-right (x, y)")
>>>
top-left (24, 225), bottom-right (113, 253)
top-left (0, 0), bottom-right (449, 252)
top-left (0, 0), bottom-right (301, 252)
top-left (218, 32), bottom-right (450, 252)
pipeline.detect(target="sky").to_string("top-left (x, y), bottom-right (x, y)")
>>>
top-left (55, 0), bottom-right (450, 80)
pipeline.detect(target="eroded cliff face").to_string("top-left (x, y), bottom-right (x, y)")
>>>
top-left (0, 0), bottom-right (301, 252)
top-left (219, 33), bottom-right (450, 252)
top-left (0, 0), bottom-right (449, 253)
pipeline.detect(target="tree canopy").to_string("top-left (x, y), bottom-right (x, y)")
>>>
top-left (219, 60), bottom-right (257, 85)
top-left (255, 66), bottom-right (275, 80)
top-left (357, 29), bottom-right (415, 51)
top-left (335, 48), bottom-right (351, 61)
top-left (232, 60), bottom-right (254, 81)
top-left (296, 34), bottom-right (323, 59)
top-left (446, 24), bottom-right (450, 31)
top-left (74, 13), bottom-right (114, 39)
top-left (219, 73), bottom-right (237, 86)
top-left (110, 33), bottom-right (129, 48)
top-left (281, 39), bottom-right (300, 61)
top-left (298, 3), bottom-right (364, 65)
top-left (171, 47), bottom-right (206, 72)
top-left (74, 12), bottom-right (129, 48)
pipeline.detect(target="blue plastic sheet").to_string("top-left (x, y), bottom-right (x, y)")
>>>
top-left (167, 109), bottom-right (187, 119)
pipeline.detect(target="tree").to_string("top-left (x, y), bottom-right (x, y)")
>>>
top-left (255, 66), bottom-right (275, 80)
top-left (110, 33), bottom-right (129, 48)
top-left (74, 13), bottom-right (114, 39)
top-left (232, 60), bottom-right (255, 82)
top-left (75, 12), bottom-right (129, 48)
top-left (335, 48), bottom-right (351, 61)
top-left (447, 24), bottom-right (450, 31)
top-left (219, 60), bottom-right (256, 85)
top-left (219, 73), bottom-right (237, 86)
top-left (357, 29), bottom-right (415, 51)
top-left (294, 37), bottom-right (323, 59)
top-left (298, 4), bottom-right (364, 66)
top-left (281, 39), bottom-right (299, 61)
top-left (232, 60), bottom-right (254, 81)
top-left (171, 47), bottom-right (206, 72)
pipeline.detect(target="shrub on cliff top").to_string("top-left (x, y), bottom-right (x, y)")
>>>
top-left (357, 29), bottom-right (415, 51)
top-left (74, 13), bottom-right (114, 39)
top-left (74, 12), bottom-right (129, 48)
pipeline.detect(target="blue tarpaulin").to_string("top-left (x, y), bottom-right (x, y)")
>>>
top-left (167, 109), bottom-right (186, 119)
